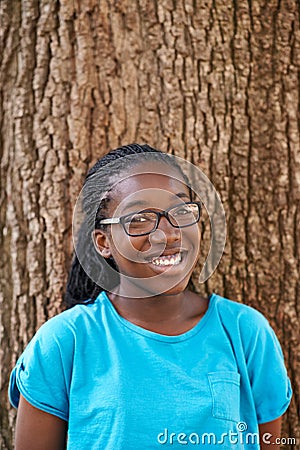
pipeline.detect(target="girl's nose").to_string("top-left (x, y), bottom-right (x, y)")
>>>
top-left (150, 217), bottom-right (181, 243)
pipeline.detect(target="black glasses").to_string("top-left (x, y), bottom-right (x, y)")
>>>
top-left (98, 201), bottom-right (202, 236)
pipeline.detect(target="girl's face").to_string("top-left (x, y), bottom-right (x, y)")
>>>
top-left (95, 164), bottom-right (201, 296)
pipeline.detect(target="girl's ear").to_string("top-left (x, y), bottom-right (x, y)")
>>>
top-left (92, 230), bottom-right (111, 258)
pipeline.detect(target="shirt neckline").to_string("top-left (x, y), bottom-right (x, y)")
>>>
top-left (99, 291), bottom-right (217, 343)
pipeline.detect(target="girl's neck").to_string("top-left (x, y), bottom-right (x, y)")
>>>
top-left (106, 283), bottom-right (208, 335)
top-left (108, 288), bottom-right (187, 324)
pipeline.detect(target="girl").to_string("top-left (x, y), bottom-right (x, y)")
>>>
top-left (9, 144), bottom-right (292, 449)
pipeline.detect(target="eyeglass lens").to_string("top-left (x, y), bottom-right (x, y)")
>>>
top-left (123, 203), bottom-right (200, 236)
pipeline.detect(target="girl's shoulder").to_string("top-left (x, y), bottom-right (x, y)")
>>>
top-left (211, 292), bottom-right (269, 326)
top-left (210, 293), bottom-right (283, 358)
top-left (210, 292), bottom-right (275, 344)
top-left (30, 293), bottom-right (106, 346)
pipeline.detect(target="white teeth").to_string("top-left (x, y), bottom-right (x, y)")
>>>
top-left (151, 253), bottom-right (182, 266)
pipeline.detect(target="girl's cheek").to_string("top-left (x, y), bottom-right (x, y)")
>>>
top-left (111, 233), bottom-right (148, 260)
top-left (184, 226), bottom-right (200, 241)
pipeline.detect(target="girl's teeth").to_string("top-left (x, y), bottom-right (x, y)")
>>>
top-left (151, 253), bottom-right (182, 266)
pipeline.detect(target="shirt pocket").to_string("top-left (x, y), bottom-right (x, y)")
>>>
top-left (207, 371), bottom-right (241, 422)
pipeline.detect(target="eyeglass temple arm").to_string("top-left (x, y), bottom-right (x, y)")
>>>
top-left (98, 218), bottom-right (121, 224)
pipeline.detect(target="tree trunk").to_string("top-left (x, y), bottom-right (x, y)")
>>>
top-left (0, 0), bottom-right (299, 448)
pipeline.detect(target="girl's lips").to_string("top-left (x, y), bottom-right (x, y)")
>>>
top-left (146, 251), bottom-right (189, 274)
top-left (150, 252), bottom-right (182, 266)
top-left (144, 248), bottom-right (187, 261)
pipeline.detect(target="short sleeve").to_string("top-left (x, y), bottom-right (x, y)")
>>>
top-left (242, 312), bottom-right (292, 424)
top-left (8, 317), bottom-right (74, 421)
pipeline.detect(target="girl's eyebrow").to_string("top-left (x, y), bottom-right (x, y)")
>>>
top-left (123, 192), bottom-right (190, 210)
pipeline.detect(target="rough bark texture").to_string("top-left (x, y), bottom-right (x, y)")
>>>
top-left (0, 0), bottom-right (299, 448)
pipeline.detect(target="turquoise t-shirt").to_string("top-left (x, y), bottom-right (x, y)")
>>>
top-left (9, 292), bottom-right (292, 449)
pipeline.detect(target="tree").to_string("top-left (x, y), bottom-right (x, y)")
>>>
top-left (0, 0), bottom-right (299, 448)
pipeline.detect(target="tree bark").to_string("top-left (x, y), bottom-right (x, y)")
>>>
top-left (0, 0), bottom-right (299, 448)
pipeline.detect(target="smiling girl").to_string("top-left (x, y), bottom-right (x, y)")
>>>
top-left (9, 144), bottom-right (292, 449)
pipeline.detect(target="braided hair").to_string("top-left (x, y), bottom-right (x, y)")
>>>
top-left (64, 144), bottom-right (191, 308)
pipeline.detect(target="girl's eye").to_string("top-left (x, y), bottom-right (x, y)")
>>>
top-left (126, 213), bottom-right (152, 224)
top-left (131, 214), bottom-right (148, 223)
top-left (173, 206), bottom-right (190, 216)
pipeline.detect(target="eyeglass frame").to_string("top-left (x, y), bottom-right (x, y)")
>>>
top-left (97, 201), bottom-right (203, 237)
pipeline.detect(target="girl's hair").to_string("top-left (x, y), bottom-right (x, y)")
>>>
top-left (64, 144), bottom-right (191, 308)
